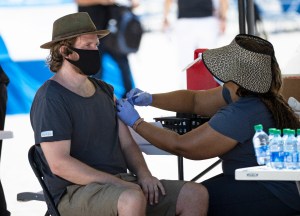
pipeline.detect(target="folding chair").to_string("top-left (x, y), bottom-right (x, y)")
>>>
top-left (28, 144), bottom-right (60, 216)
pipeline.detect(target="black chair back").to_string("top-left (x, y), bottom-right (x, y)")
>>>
top-left (28, 145), bottom-right (60, 216)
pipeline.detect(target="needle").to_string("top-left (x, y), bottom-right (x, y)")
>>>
top-left (125, 92), bottom-right (146, 101)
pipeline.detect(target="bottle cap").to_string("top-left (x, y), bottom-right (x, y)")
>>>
top-left (289, 129), bottom-right (295, 135)
top-left (268, 128), bottom-right (276, 135)
top-left (283, 128), bottom-right (290, 135)
top-left (276, 129), bottom-right (281, 136)
top-left (254, 124), bottom-right (263, 131)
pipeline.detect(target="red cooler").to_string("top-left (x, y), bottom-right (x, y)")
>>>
top-left (186, 49), bottom-right (219, 90)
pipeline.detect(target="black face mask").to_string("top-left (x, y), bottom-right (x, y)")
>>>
top-left (66, 47), bottom-right (100, 76)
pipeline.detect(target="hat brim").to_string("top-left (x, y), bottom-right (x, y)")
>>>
top-left (202, 34), bottom-right (272, 94)
top-left (40, 30), bottom-right (110, 49)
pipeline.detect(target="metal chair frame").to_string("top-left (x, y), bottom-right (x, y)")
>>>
top-left (28, 145), bottom-right (60, 216)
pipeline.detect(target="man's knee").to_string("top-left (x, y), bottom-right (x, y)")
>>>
top-left (118, 188), bottom-right (146, 213)
top-left (177, 182), bottom-right (209, 215)
top-left (182, 182), bottom-right (208, 201)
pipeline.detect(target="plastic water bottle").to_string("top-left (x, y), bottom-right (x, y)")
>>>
top-left (269, 129), bottom-right (284, 169)
top-left (268, 128), bottom-right (276, 143)
top-left (284, 129), bottom-right (298, 169)
top-left (282, 128), bottom-right (290, 143)
top-left (253, 124), bottom-right (269, 165)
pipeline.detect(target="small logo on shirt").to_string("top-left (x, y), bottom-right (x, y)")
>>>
top-left (41, 130), bottom-right (53, 137)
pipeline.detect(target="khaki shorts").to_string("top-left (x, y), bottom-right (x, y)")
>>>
top-left (58, 173), bottom-right (186, 216)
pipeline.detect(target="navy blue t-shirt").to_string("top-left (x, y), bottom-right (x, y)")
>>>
top-left (208, 87), bottom-right (300, 211)
top-left (30, 78), bottom-right (127, 205)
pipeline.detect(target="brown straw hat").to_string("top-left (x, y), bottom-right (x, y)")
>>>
top-left (40, 12), bottom-right (110, 49)
top-left (202, 34), bottom-right (273, 93)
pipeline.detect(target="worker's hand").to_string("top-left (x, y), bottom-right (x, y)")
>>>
top-left (126, 88), bottom-right (152, 106)
top-left (116, 99), bottom-right (140, 127)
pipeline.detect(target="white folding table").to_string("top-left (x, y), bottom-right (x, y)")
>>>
top-left (129, 123), bottom-right (171, 156)
top-left (235, 166), bottom-right (300, 195)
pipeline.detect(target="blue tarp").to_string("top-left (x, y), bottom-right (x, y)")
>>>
top-left (102, 53), bottom-right (132, 100)
top-left (0, 35), bottom-right (52, 114)
top-left (0, 35), bottom-right (133, 115)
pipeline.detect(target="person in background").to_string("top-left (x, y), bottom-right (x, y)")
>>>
top-left (163, 0), bottom-right (228, 88)
top-left (30, 12), bottom-right (208, 216)
top-left (117, 34), bottom-right (300, 215)
top-left (76, 0), bottom-right (138, 99)
top-left (0, 65), bottom-right (10, 216)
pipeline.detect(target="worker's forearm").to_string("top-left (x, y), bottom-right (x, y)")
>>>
top-left (151, 90), bottom-right (197, 114)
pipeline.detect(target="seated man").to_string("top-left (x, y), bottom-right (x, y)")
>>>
top-left (30, 12), bottom-right (208, 216)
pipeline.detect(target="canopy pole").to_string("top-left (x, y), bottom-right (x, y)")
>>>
top-left (238, 0), bottom-right (246, 34)
top-left (246, 0), bottom-right (255, 35)
top-left (238, 0), bottom-right (256, 35)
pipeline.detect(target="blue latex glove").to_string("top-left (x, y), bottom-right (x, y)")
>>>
top-left (116, 99), bottom-right (140, 127)
top-left (126, 88), bottom-right (152, 106)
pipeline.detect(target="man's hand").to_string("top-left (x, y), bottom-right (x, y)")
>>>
top-left (137, 175), bottom-right (166, 205)
top-left (116, 99), bottom-right (140, 127)
top-left (126, 88), bottom-right (152, 106)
